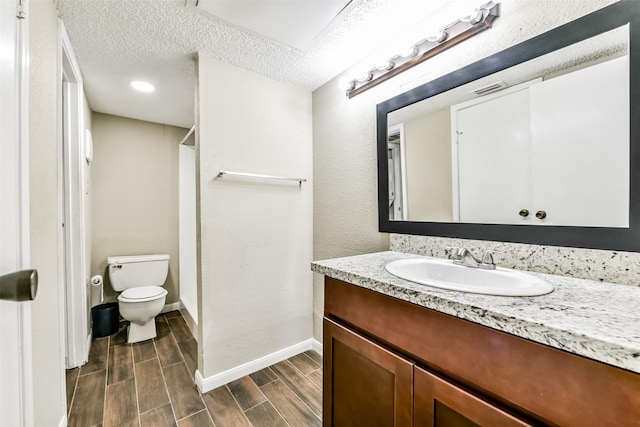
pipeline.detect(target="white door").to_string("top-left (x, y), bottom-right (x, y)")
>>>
top-left (0, 1), bottom-right (34, 426)
top-left (529, 55), bottom-right (629, 227)
top-left (455, 88), bottom-right (532, 224)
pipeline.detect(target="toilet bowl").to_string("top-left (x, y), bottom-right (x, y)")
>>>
top-left (107, 254), bottom-right (170, 344)
top-left (118, 286), bottom-right (168, 343)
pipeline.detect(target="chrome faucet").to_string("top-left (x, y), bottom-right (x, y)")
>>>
top-left (451, 247), bottom-right (481, 268)
top-left (449, 247), bottom-right (503, 270)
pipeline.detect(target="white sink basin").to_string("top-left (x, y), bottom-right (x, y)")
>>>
top-left (385, 258), bottom-right (553, 296)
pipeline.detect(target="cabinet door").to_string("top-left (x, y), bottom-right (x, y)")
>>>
top-left (323, 318), bottom-right (413, 427)
top-left (414, 366), bottom-right (532, 427)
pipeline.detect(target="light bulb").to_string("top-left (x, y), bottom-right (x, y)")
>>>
top-left (130, 80), bottom-right (155, 93)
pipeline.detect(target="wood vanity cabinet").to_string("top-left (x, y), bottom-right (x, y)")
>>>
top-left (323, 318), bottom-right (413, 426)
top-left (323, 277), bottom-right (640, 426)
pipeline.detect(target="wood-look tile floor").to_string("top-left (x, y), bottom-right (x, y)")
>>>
top-left (66, 311), bottom-right (323, 427)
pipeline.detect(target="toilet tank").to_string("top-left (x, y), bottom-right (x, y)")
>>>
top-left (107, 254), bottom-right (170, 292)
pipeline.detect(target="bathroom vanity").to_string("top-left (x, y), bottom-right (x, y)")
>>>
top-left (313, 252), bottom-right (640, 426)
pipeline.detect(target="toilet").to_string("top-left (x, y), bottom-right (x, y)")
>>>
top-left (107, 254), bottom-right (170, 343)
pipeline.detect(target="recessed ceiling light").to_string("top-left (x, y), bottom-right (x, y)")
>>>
top-left (130, 80), bottom-right (155, 92)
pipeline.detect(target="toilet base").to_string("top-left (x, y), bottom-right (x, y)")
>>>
top-left (126, 318), bottom-right (158, 344)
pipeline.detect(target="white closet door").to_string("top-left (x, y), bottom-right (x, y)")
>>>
top-left (529, 55), bottom-right (629, 227)
top-left (456, 89), bottom-right (532, 224)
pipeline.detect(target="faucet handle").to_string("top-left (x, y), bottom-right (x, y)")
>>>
top-left (480, 250), bottom-right (505, 269)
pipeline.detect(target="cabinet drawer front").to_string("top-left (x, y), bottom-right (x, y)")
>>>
top-left (324, 317), bottom-right (413, 427)
top-left (414, 366), bottom-right (533, 427)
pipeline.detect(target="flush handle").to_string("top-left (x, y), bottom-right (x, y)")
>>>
top-left (519, 209), bottom-right (529, 217)
top-left (536, 210), bottom-right (547, 219)
top-left (0, 269), bottom-right (38, 301)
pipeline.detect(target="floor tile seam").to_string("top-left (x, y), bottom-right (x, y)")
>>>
top-left (304, 368), bottom-right (323, 388)
top-left (240, 395), bottom-right (270, 413)
top-left (191, 381), bottom-right (213, 425)
top-left (247, 400), bottom-right (293, 427)
top-left (130, 346), bottom-right (142, 427)
top-left (106, 337), bottom-right (133, 386)
top-left (158, 330), bottom-right (187, 367)
top-left (255, 376), bottom-right (279, 388)
top-left (282, 359), bottom-right (322, 394)
top-left (67, 369), bottom-right (81, 418)
top-left (165, 315), bottom-right (184, 340)
top-left (77, 367), bottom-right (105, 378)
top-left (172, 334), bottom-right (194, 375)
top-left (283, 358), bottom-right (308, 377)
top-left (106, 373), bottom-right (136, 387)
top-left (137, 401), bottom-right (173, 418)
top-left (160, 358), bottom-right (187, 370)
top-left (304, 351), bottom-right (323, 365)
top-left (153, 336), bottom-right (180, 426)
top-left (305, 374), bottom-right (322, 389)
top-left (103, 378), bottom-right (139, 426)
top-left (224, 383), bottom-right (256, 426)
top-left (297, 352), bottom-right (322, 371)
top-left (261, 378), bottom-right (322, 422)
top-left (131, 342), bottom-right (155, 365)
top-left (234, 375), bottom-right (270, 409)
top-left (68, 367), bottom-right (108, 424)
top-left (101, 337), bottom-right (111, 426)
top-left (174, 408), bottom-right (213, 424)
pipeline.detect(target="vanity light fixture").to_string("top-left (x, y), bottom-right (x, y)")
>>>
top-left (130, 80), bottom-right (155, 93)
top-left (345, 1), bottom-right (500, 98)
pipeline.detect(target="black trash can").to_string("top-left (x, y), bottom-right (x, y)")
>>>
top-left (91, 302), bottom-right (119, 338)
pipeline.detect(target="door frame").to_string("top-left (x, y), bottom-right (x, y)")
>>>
top-left (387, 123), bottom-right (407, 220)
top-left (60, 21), bottom-right (89, 368)
top-left (0, 0), bottom-right (33, 425)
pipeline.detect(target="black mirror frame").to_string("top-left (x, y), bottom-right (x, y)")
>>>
top-left (377, 0), bottom-right (640, 252)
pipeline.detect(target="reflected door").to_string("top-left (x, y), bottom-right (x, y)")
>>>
top-left (455, 88), bottom-right (532, 224)
top-left (529, 55), bottom-right (629, 228)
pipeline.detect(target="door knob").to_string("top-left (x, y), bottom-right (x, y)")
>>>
top-left (519, 209), bottom-right (529, 217)
top-left (0, 269), bottom-right (38, 301)
top-left (536, 210), bottom-right (547, 220)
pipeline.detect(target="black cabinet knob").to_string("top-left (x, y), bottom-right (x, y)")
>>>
top-left (536, 210), bottom-right (547, 220)
top-left (519, 209), bottom-right (530, 217)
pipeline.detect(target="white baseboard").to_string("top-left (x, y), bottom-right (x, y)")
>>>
top-left (196, 338), bottom-right (317, 393)
top-left (311, 338), bottom-right (323, 356)
top-left (179, 306), bottom-right (197, 339)
top-left (161, 302), bottom-right (182, 313)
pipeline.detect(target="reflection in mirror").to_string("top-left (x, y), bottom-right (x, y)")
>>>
top-left (387, 25), bottom-right (629, 227)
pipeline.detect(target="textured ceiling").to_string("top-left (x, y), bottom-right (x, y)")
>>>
top-left (55, 0), bottom-right (458, 128)
top-left (194, 0), bottom-right (352, 51)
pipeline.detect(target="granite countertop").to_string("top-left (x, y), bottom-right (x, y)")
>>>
top-left (312, 251), bottom-right (640, 374)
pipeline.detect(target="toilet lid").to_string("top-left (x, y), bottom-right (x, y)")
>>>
top-left (119, 286), bottom-right (167, 301)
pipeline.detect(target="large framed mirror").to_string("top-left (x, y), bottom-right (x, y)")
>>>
top-left (377, 0), bottom-right (640, 252)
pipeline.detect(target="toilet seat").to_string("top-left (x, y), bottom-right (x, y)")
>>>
top-left (118, 286), bottom-right (167, 303)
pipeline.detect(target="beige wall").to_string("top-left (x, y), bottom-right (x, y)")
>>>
top-left (90, 113), bottom-right (182, 304)
top-left (312, 0), bottom-right (617, 342)
top-left (197, 56), bottom-right (313, 380)
top-left (404, 108), bottom-right (453, 222)
top-left (29, 0), bottom-right (66, 424)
